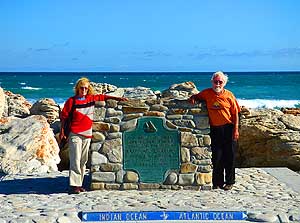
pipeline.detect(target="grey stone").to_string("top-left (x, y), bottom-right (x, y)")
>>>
top-left (164, 172), bottom-right (178, 185)
top-left (247, 212), bottom-right (278, 222)
top-left (180, 147), bottom-right (190, 163)
top-left (203, 135), bottom-right (211, 146)
top-left (106, 99), bottom-right (118, 108)
top-left (92, 172), bottom-right (115, 182)
top-left (173, 119), bottom-right (196, 128)
top-left (101, 138), bottom-right (122, 163)
top-left (166, 114), bottom-right (182, 120)
top-left (93, 107), bottom-right (106, 121)
top-left (90, 142), bottom-right (103, 152)
top-left (106, 108), bottom-right (123, 117)
top-left (91, 132), bottom-right (106, 142)
top-left (123, 87), bottom-right (156, 100)
top-left (120, 119), bottom-right (137, 132)
top-left (122, 113), bottom-right (143, 121)
top-left (116, 169), bottom-right (125, 183)
top-left (91, 151), bottom-right (108, 166)
top-left (124, 171), bottom-right (139, 183)
top-left (106, 132), bottom-right (122, 139)
top-left (178, 173), bottom-right (195, 185)
top-left (100, 163), bottom-right (122, 172)
top-left (105, 117), bottom-right (121, 124)
top-left (181, 132), bottom-right (199, 147)
top-left (150, 104), bottom-right (168, 112)
top-left (110, 124), bottom-right (120, 132)
top-left (193, 115), bottom-right (210, 129)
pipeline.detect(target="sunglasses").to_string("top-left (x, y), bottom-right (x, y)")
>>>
top-left (213, 80), bottom-right (223, 85)
top-left (80, 86), bottom-right (89, 90)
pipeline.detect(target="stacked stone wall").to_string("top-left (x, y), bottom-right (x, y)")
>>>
top-left (90, 97), bottom-right (212, 190)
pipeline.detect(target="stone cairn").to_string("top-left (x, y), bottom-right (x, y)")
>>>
top-left (89, 82), bottom-right (213, 190)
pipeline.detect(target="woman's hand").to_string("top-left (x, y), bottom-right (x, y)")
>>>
top-left (119, 97), bottom-right (129, 101)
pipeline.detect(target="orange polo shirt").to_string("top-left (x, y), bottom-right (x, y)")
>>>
top-left (193, 88), bottom-right (240, 126)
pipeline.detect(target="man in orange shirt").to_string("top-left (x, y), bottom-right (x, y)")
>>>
top-left (189, 71), bottom-right (240, 190)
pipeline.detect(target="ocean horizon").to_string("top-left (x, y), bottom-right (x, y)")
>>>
top-left (0, 71), bottom-right (300, 109)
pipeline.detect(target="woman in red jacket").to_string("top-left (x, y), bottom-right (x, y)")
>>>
top-left (60, 77), bottom-right (127, 194)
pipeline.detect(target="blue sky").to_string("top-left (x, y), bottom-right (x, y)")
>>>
top-left (1, 0), bottom-right (300, 72)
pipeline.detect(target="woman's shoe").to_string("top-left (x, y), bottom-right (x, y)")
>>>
top-left (68, 186), bottom-right (81, 194)
top-left (79, 187), bottom-right (86, 192)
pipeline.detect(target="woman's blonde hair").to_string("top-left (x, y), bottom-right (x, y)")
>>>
top-left (74, 77), bottom-right (95, 95)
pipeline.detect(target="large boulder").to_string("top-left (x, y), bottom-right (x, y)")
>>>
top-left (238, 108), bottom-right (300, 171)
top-left (0, 115), bottom-right (60, 174)
top-left (123, 86), bottom-right (157, 100)
top-left (90, 82), bottom-right (118, 94)
top-left (162, 81), bottom-right (199, 98)
top-left (1, 89), bottom-right (32, 117)
top-left (30, 98), bottom-right (60, 124)
top-left (281, 107), bottom-right (300, 116)
top-left (0, 87), bottom-right (5, 118)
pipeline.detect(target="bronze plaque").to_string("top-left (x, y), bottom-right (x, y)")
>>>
top-left (123, 117), bottom-right (180, 183)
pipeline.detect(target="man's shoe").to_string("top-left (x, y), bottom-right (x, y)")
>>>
top-left (223, 184), bottom-right (234, 190)
top-left (212, 185), bottom-right (224, 189)
top-left (68, 186), bottom-right (81, 194)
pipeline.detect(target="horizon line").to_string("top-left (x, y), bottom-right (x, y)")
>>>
top-left (1, 70), bottom-right (300, 73)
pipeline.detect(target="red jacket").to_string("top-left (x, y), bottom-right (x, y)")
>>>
top-left (61, 94), bottom-right (109, 138)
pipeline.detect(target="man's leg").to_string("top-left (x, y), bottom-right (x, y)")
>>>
top-left (224, 124), bottom-right (236, 186)
top-left (210, 127), bottom-right (225, 188)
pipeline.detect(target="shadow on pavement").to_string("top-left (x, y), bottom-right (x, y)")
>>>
top-left (0, 176), bottom-right (69, 195)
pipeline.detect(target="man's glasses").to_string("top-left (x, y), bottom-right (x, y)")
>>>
top-left (213, 80), bottom-right (223, 85)
top-left (80, 87), bottom-right (88, 90)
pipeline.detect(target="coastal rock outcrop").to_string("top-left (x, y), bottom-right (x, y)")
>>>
top-left (281, 107), bottom-right (300, 116)
top-left (123, 86), bottom-right (157, 100)
top-left (30, 98), bottom-right (60, 124)
top-left (162, 81), bottom-right (199, 98)
top-left (1, 88), bottom-right (31, 117)
top-left (1, 83), bottom-right (300, 177)
top-left (238, 108), bottom-right (300, 171)
top-left (0, 87), bottom-right (5, 118)
top-left (91, 82), bottom-right (118, 94)
top-left (0, 115), bottom-right (60, 174)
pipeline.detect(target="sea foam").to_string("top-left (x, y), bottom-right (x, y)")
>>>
top-left (21, 86), bottom-right (42, 90)
top-left (238, 99), bottom-right (300, 109)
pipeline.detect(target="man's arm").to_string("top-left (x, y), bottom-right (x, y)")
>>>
top-left (188, 93), bottom-right (201, 104)
top-left (232, 111), bottom-right (239, 140)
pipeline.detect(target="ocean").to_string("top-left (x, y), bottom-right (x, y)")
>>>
top-left (0, 71), bottom-right (300, 109)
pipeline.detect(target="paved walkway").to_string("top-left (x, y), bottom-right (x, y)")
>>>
top-left (0, 168), bottom-right (299, 223)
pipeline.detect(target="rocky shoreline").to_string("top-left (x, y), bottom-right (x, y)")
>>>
top-left (1, 82), bottom-right (300, 176)
top-left (1, 82), bottom-right (300, 222)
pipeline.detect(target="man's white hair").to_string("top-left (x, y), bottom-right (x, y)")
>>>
top-left (211, 71), bottom-right (228, 85)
